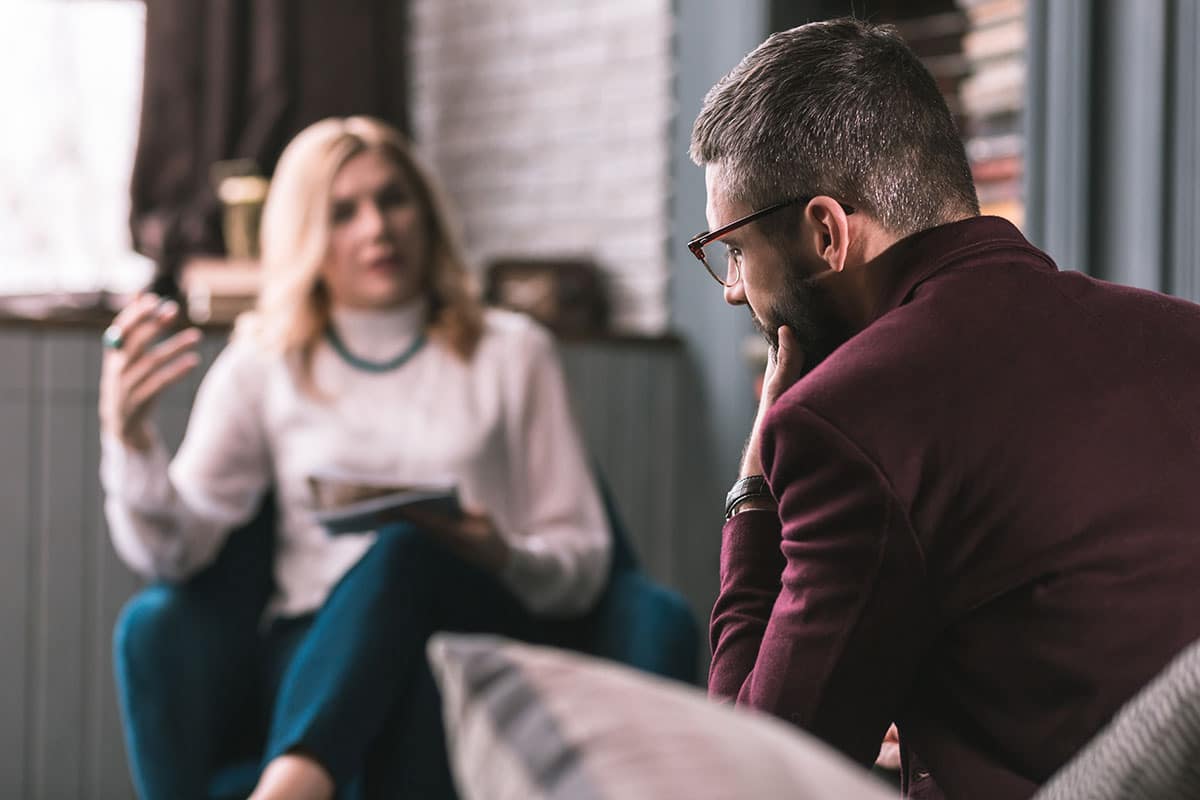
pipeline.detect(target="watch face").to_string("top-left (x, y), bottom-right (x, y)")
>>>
top-left (725, 475), bottom-right (771, 519)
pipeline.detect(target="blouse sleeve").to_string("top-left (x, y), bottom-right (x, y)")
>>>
top-left (100, 335), bottom-right (272, 581)
top-left (496, 321), bottom-right (612, 617)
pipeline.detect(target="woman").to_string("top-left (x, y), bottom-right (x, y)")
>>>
top-left (100, 116), bottom-right (611, 799)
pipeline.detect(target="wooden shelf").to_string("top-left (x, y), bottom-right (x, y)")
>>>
top-left (180, 257), bottom-right (261, 324)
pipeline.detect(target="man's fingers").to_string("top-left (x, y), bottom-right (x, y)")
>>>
top-left (775, 325), bottom-right (805, 380)
top-left (774, 324), bottom-right (792, 364)
top-left (761, 325), bottom-right (806, 408)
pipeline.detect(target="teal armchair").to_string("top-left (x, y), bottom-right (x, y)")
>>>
top-left (114, 486), bottom-right (700, 799)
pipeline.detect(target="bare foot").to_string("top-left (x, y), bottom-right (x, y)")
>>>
top-left (249, 753), bottom-right (335, 800)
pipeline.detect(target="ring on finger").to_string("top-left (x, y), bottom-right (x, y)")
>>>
top-left (102, 324), bottom-right (126, 350)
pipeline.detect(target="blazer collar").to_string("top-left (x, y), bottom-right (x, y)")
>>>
top-left (861, 216), bottom-right (1057, 326)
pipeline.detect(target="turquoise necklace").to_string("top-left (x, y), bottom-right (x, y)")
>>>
top-left (325, 326), bottom-right (427, 373)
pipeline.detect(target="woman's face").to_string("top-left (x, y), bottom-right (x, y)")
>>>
top-left (320, 148), bottom-right (430, 310)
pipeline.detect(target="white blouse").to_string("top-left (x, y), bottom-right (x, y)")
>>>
top-left (100, 303), bottom-right (611, 619)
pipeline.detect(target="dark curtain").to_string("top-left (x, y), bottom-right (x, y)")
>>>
top-left (129, 0), bottom-right (410, 295)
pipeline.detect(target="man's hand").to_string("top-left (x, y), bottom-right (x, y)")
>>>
top-left (395, 507), bottom-right (511, 574)
top-left (875, 723), bottom-right (901, 771)
top-left (740, 325), bottom-right (806, 478)
top-left (762, 325), bottom-right (806, 409)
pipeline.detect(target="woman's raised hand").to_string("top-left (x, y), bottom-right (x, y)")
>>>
top-left (99, 294), bottom-right (203, 451)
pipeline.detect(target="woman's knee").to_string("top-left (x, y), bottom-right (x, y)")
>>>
top-left (113, 584), bottom-right (238, 676)
top-left (114, 586), bottom-right (187, 669)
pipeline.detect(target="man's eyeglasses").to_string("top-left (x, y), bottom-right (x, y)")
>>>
top-left (687, 196), bottom-right (855, 286)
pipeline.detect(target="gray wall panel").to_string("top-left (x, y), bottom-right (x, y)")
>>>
top-left (560, 342), bottom-right (685, 579)
top-left (651, 353), bottom-right (680, 587)
top-left (79, 393), bottom-right (99, 800)
top-left (0, 329), bottom-right (33, 397)
top-left (624, 350), bottom-right (667, 578)
top-left (669, 0), bottom-right (770, 657)
top-left (1168, 0), bottom-right (1200, 302)
top-left (32, 332), bottom-right (104, 799)
top-left (1027, 0), bottom-right (1199, 298)
top-left (1024, 0), bottom-right (1093, 272)
top-left (93, 487), bottom-right (142, 800)
top-left (84, 394), bottom-right (136, 799)
top-left (1091, 0), bottom-right (1169, 289)
top-left (0, 395), bottom-right (32, 798)
top-left (42, 331), bottom-right (98, 403)
top-left (31, 400), bottom-right (88, 799)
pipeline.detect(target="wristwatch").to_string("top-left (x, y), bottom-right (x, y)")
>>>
top-left (724, 474), bottom-right (772, 520)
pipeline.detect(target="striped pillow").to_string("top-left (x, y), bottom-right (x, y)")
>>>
top-left (427, 634), bottom-right (896, 800)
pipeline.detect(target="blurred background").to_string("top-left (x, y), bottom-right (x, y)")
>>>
top-left (1, 0), bottom-right (1197, 797)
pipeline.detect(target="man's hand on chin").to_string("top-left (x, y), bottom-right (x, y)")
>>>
top-left (740, 325), bottom-right (805, 479)
top-left (763, 325), bottom-right (806, 408)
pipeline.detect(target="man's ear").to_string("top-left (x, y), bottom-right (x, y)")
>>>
top-left (804, 197), bottom-right (853, 273)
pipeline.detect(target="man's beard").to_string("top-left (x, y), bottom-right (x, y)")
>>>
top-left (751, 272), bottom-right (851, 376)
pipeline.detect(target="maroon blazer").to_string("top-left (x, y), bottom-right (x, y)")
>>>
top-left (709, 217), bottom-right (1200, 799)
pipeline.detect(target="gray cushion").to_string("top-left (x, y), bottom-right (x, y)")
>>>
top-left (427, 633), bottom-right (896, 800)
top-left (1035, 638), bottom-right (1200, 800)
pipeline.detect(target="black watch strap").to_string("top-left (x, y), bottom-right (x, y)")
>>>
top-left (724, 474), bottom-right (772, 519)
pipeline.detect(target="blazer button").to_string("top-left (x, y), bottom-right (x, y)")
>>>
top-left (914, 770), bottom-right (931, 782)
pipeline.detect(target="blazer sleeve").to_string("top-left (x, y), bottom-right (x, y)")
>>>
top-left (101, 336), bottom-right (271, 581)
top-left (708, 401), bottom-right (932, 766)
top-left (496, 321), bottom-right (612, 617)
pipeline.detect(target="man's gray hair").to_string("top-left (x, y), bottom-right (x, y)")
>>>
top-left (690, 18), bottom-right (979, 236)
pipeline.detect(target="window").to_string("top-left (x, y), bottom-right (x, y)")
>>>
top-left (0, 1), bottom-right (151, 295)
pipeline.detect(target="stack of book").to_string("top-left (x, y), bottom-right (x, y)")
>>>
top-left (895, 9), bottom-right (972, 132)
top-left (179, 257), bottom-right (260, 325)
top-left (891, 0), bottom-right (1024, 227)
top-left (956, 0), bottom-right (1026, 227)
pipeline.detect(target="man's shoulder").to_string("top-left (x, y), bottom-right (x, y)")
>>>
top-left (782, 259), bottom-right (1075, 416)
top-left (763, 287), bottom-right (980, 477)
top-left (783, 307), bottom-right (950, 416)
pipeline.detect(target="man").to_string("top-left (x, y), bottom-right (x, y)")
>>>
top-left (691, 17), bottom-right (1200, 800)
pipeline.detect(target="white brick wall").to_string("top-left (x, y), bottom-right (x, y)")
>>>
top-left (410, 0), bottom-right (673, 335)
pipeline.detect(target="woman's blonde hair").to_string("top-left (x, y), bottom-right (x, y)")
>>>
top-left (242, 116), bottom-right (483, 392)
